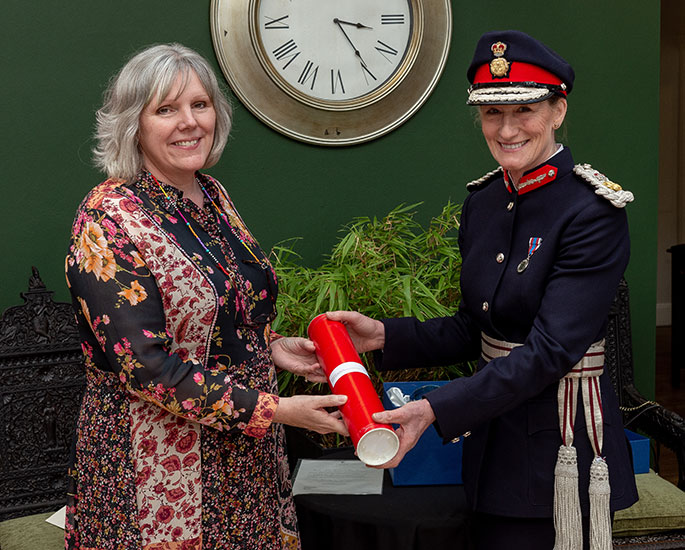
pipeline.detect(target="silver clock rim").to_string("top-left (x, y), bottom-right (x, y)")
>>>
top-left (210, 0), bottom-right (452, 146)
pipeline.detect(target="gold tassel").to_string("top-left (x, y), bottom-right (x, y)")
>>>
top-left (589, 457), bottom-right (612, 550)
top-left (553, 445), bottom-right (583, 550)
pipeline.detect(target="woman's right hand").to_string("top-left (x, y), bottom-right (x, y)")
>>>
top-left (325, 311), bottom-right (385, 353)
top-left (274, 394), bottom-right (349, 436)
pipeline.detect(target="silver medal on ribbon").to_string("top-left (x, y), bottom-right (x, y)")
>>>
top-left (517, 237), bottom-right (542, 274)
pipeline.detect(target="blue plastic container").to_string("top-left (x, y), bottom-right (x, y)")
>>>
top-left (624, 429), bottom-right (650, 474)
top-left (381, 381), bottom-right (463, 486)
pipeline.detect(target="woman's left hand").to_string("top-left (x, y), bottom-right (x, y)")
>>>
top-left (270, 337), bottom-right (328, 383)
top-left (273, 394), bottom-right (349, 435)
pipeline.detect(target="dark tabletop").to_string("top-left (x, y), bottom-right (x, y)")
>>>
top-left (294, 449), bottom-right (473, 550)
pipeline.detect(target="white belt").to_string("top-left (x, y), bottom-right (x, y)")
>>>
top-left (480, 332), bottom-right (612, 550)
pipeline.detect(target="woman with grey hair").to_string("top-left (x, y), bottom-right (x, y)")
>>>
top-left (65, 43), bottom-right (345, 550)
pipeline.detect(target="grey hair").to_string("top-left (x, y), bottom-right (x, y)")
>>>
top-left (93, 43), bottom-right (232, 182)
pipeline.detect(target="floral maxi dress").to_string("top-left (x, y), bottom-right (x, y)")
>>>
top-left (64, 172), bottom-right (299, 550)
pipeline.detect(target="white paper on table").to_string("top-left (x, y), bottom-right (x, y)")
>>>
top-left (291, 459), bottom-right (383, 496)
top-left (46, 505), bottom-right (66, 529)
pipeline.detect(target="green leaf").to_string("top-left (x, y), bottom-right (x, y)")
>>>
top-left (272, 200), bottom-right (473, 403)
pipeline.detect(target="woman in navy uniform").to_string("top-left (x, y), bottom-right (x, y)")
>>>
top-left (329, 31), bottom-right (638, 549)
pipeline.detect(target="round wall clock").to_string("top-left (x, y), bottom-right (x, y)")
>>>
top-left (210, 0), bottom-right (451, 146)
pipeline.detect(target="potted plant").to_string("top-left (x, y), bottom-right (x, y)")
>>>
top-left (270, 202), bottom-right (473, 456)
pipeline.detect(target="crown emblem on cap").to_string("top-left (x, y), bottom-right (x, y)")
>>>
top-left (489, 42), bottom-right (510, 78)
top-left (491, 42), bottom-right (507, 57)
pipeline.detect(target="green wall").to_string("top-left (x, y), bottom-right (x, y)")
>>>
top-left (1, 1), bottom-right (659, 396)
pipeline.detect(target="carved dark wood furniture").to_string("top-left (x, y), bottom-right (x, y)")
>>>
top-left (605, 278), bottom-right (685, 490)
top-left (0, 268), bottom-right (85, 521)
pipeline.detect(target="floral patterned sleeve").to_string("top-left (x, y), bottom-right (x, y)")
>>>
top-left (65, 205), bottom-right (277, 437)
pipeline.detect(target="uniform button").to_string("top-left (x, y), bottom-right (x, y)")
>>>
top-left (507, 202), bottom-right (514, 211)
top-left (482, 301), bottom-right (489, 312)
top-left (496, 252), bottom-right (505, 263)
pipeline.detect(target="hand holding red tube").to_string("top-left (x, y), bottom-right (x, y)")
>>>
top-left (308, 314), bottom-right (399, 466)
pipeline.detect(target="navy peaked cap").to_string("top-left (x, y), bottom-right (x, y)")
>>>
top-left (466, 30), bottom-right (575, 105)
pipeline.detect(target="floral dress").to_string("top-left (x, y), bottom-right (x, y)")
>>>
top-left (64, 172), bottom-right (299, 550)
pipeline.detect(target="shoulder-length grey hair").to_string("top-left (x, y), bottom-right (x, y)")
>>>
top-left (93, 43), bottom-right (232, 182)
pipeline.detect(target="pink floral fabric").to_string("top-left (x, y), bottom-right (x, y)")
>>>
top-left (130, 396), bottom-right (202, 546)
top-left (100, 187), bottom-right (216, 364)
top-left (64, 172), bottom-right (298, 549)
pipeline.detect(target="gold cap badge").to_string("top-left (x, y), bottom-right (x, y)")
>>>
top-left (491, 42), bottom-right (507, 57)
top-left (489, 41), bottom-right (510, 78)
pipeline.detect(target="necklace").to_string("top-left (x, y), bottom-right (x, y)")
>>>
top-left (148, 171), bottom-right (236, 280)
top-left (147, 171), bottom-right (276, 328)
top-left (194, 178), bottom-right (278, 328)
top-left (195, 179), bottom-right (263, 265)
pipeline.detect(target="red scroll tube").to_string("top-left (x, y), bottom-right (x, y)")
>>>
top-left (308, 314), bottom-right (399, 466)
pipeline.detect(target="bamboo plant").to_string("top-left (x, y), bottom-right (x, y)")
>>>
top-left (270, 201), bottom-right (474, 400)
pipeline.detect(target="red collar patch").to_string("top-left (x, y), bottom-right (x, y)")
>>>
top-left (505, 165), bottom-right (558, 195)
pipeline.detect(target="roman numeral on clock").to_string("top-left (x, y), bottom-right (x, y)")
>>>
top-left (264, 15), bottom-right (289, 29)
top-left (361, 63), bottom-right (377, 84)
top-left (298, 60), bottom-right (319, 89)
top-left (375, 40), bottom-right (399, 62)
top-left (381, 14), bottom-right (405, 25)
top-left (273, 39), bottom-right (300, 69)
top-left (331, 69), bottom-right (346, 95)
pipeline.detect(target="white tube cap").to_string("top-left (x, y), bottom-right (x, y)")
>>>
top-left (356, 427), bottom-right (400, 466)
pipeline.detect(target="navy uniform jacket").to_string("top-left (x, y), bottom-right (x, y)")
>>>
top-left (379, 147), bottom-right (639, 518)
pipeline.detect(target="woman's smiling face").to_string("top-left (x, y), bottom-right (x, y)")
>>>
top-left (478, 98), bottom-right (567, 184)
top-left (138, 70), bottom-right (216, 186)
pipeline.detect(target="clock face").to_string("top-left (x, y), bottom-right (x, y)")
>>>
top-left (210, 0), bottom-right (451, 145)
top-left (253, 0), bottom-right (414, 109)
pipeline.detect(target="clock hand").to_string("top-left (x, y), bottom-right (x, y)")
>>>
top-left (334, 18), bottom-right (369, 67)
top-left (336, 19), bottom-right (373, 29)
